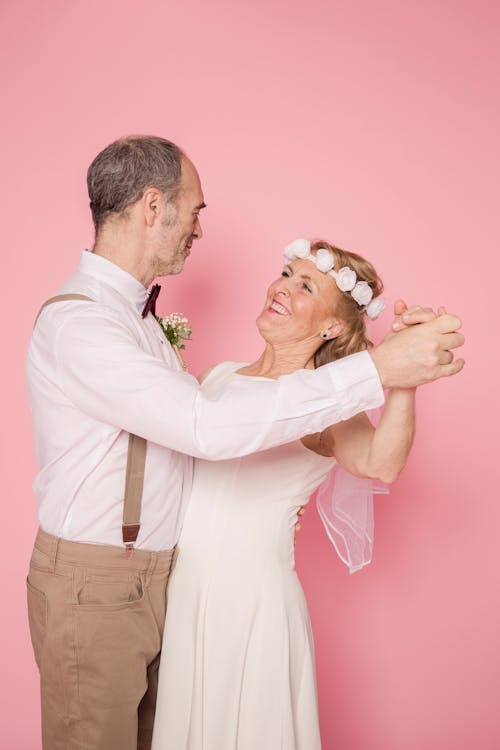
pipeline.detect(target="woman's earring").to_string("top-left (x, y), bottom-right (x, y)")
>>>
top-left (320, 332), bottom-right (329, 340)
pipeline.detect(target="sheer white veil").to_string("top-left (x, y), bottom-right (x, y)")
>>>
top-left (315, 409), bottom-right (389, 573)
top-left (316, 466), bottom-right (388, 573)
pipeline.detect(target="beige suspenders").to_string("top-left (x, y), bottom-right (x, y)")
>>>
top-left (33, 294), bottom-right (95, 327)
top-left (35, 294), bottom-right (146, 553)
top-left (122, 434), bottom-right (147, 549)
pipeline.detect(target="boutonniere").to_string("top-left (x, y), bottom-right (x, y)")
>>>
top-left (155, 312), bottom-right (192, 371)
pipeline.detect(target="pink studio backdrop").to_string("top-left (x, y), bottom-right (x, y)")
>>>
top-left (2, 1), bottom-right (498, 748)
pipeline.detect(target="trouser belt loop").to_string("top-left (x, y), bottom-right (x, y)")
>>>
top-left (48, 535), bottom-right (60, 573)
top-left (143, 552), bottom-right (157, 588)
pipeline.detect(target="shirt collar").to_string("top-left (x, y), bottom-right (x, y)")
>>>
top-left (78, 250), bottom-right (149, 314)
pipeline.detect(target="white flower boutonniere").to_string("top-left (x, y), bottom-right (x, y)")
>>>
top-left (156, 312), bottom-right (192, 371)
top-left (156, 312), bottom-right (192, 349)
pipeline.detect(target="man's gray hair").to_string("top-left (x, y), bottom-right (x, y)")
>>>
top-left (87, 135), bottom-right (184, 234)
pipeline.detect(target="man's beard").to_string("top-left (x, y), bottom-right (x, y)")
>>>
top-left (166, 237), bottom-right (193, 275)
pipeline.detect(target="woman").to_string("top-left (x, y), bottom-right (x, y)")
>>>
top-left (152, 239), bottom-right (416, 750)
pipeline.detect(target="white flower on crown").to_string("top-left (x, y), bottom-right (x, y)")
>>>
top-left (335, 266), bottom-right (357, 292)
top-left (351, 281), bottom-right (373, 306)
top-left (365, 297), bottom-right (386, 320)
top-left (284, 238), bottom-right (311, 260)
top-left (315, 247), bottom-right (335, 272)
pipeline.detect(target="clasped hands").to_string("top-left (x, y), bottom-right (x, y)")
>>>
top-left (370, 299), bottom-right (465, 389)
top-left (393, 298), bottom-right (464, 371)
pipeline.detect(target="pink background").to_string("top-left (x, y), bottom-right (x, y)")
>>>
top-left (2, 0), bottom-right (499, 747)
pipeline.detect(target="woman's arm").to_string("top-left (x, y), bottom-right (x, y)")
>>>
top-left (302, 388), bottom-right (416, 484)
top-left (303, 302), bottom-right (444, 479)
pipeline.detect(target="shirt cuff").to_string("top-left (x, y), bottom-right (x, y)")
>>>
top-left (325, 350), bottom-right (384, 418)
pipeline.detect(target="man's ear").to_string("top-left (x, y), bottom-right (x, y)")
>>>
top-left (142, 188), bottom-right (163, 227)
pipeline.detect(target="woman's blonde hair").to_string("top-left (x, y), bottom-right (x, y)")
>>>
top-left (312, 240), bottom-right (384, 368)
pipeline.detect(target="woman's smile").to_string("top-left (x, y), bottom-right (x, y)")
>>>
top-left (268, 299), bottom-right (290, 316)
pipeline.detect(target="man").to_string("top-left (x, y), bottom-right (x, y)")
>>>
top-left (26, 135), bottom-right (464, 750)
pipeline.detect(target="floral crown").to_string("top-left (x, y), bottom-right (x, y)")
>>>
top-left (284, 239), bottom-right (386, 320)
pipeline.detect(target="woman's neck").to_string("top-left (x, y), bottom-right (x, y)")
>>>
top-left (238, 343), bottom-right (316, 379)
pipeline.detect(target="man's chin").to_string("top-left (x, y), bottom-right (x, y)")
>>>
top-left (171, 257), bottom-right (187, 275)
top-left (159, 256), bottom-right (187, 276)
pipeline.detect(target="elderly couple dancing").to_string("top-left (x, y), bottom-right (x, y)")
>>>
top-left (26, 135), bottom-right (464, 750)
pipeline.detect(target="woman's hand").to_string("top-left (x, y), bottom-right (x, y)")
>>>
top-left (391, 298), bottom-right (446, 332)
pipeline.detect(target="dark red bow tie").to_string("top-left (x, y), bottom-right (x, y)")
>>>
top-left (142, 284), bottom-right (161, 318)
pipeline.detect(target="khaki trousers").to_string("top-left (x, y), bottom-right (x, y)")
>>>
top-left (27, 529), bottom-right (177, 750)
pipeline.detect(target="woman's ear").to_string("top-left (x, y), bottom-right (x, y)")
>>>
top-left (323, 319), bottom-right (345, 340)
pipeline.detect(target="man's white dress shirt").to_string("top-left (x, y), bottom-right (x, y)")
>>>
top-left (26, 251), bottom-right (384, 550)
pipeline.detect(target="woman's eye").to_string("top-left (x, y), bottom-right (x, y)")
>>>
top-left (302, 282), bottom-right (312, 293)
top-left (281, 271), bottom-right (290, 278)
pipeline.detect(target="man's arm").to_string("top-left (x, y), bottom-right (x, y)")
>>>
top-left (52, 305), bottom-right (463, 461)
top-left (51, 306), bottom-right (381, 460)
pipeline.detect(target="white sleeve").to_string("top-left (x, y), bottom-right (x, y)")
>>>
top-left (54, 306), bottom-right (384, 460)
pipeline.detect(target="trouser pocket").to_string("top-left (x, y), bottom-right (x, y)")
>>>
top-left (26, 576), bottom-right (47, 669)
top-left (75, 572), bottom-right (144, 607)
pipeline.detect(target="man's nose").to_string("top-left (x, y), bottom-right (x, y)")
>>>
top-left (194, 217), bottom-right (203, 240)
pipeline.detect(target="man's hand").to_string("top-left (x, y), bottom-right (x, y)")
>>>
top-left (294, 506), bottom-right (306, 541)
top-left (370, 311), bottom-right (465, 389)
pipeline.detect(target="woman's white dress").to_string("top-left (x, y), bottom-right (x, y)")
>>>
top-left (152, 362), bottom-right (335, 750)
